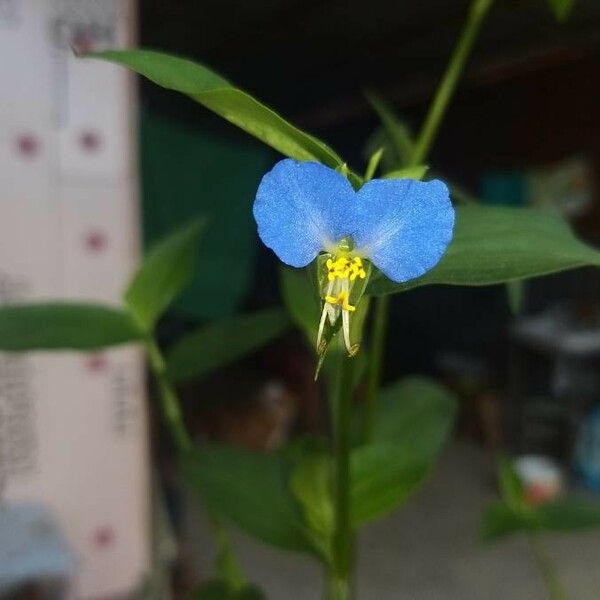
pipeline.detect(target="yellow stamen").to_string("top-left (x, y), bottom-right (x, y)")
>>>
top-left (325, 291), bottom-right (355, 312)
top-left (326, 256), bottom-right (355, 281)
top-left (348, 257), bottom-right (366, 281)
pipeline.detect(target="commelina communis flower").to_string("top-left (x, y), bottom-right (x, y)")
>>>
top-left (253, 159), bottom-right (455, 355)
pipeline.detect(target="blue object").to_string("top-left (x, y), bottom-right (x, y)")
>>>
top-left (253, 159), bottom-right (454, 283)
top-left (0, 504), bottom-right (74, 593)
top-left (575, 405), bottom-right (600, 492)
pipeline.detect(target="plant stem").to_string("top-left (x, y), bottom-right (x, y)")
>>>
top-left (144, 337), bottom-right (245, 590)
top-left (363, 0), bottom-right (494, 439)
top-left (328, 343), bottom-right (355, 599)
top-left (326, 573), bottom-right (351, 600)
top-left (362, 294), bottom-right (389, 443)
top-left (528, 533), bottom-right (570, 600)
top-left (410, 0), bottom-right (493, 167)
top-left (211, 512), bottom-right (247, 591)
top-left (145, 337), bottom-right (192, 453)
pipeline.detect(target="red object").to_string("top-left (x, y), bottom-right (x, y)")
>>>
top-left (93, 526), bottom-right (115, 549)
top-left (15, 134), bottom-right (39, 158)
top-left (86, 354), bottom-right (107, 372)
top-left (524, 482), bottom-right (557, 506)
top-left (80, 130), bottom-right (101, 152)
top-left (85, 230), bottom-right (108, 253)
top-left (71, 30), bottom-right (94, 54)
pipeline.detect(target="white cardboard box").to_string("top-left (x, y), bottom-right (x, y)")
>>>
top-left (0, 1), bottom-right (150, 597)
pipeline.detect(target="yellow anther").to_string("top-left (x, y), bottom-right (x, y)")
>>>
top-left (326, 256), bottom-right (353, 281)
top-left (326, 258), bottom-right (337, 281)
top-left (342, 297), bottom-right (356, 312)
top-left (347, 257), bottom-right (366, 281)
top-left (324, 291), bottom-right (356, 312)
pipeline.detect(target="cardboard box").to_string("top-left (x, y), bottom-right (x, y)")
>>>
top-left (0, 1), bottom-right (150, 597)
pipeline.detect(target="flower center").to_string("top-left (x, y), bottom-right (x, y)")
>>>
top-left (326, 256), bottom-right (367, 284)
top-left (317, 253), bottom-right (368, 357)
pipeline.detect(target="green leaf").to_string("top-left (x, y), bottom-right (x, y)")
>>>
top-left (497, 456), bottom-right (525, 511)
top-left (124, 219), bottom-right (204, 331)
top-left (366, 92), bottom-right (415, 167)
top-left (350, 442), bottom-right (429, 527)
top-left (182, 446), bottom-right (316, 556)
top-left (364, 148), bottom-right (384, 182)
top-left (369, 206), bottom-right (600, 296)
top-left (480, 498), bottom-right (600, 542)
top-left (383, 165), bottom-right (428, 181)
top-left (372, 377), bottom-right (458, 461)
top-left (140, 109), bottom-right (269, 320)
top-left (548, 0), bottom-right (575, 21)
top-left (535, 499), bottom-right (600, 532)
top-left (279, 266), bottom-right (320, 346)
top-left (85, 50), bottom-right (360, 183)
top-left (347, 377), bottom-right (457, 526)
top-left (166, 307), bottom-right (290, 383)
top-left (289, 453), bottom-right (334, 560)
top-left (195, 580), bottom-right (266, 600)
top-left (480, 502), bottom-right (532, 542)
top-left (0, 303), bottom-right (142, 351)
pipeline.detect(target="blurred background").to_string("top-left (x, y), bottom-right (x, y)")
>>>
top-left (2, 0), bottom-right (600, 598)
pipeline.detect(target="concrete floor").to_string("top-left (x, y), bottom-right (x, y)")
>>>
top-left (185, 441), bottom-right (600, 599)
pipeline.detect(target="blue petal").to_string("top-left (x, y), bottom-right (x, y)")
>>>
top-left (352, 179), bottom-right (454, 283)
top-left (253, 159), bottom-right (355, 267)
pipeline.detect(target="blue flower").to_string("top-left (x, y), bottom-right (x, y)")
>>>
top-left (253, 159), bottom-right (455, 354)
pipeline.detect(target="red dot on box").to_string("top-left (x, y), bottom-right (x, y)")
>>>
top-left (93, 526), bottom-right (115, 549)
top-left (80, 130), bottom-right (101, 152)
top-left (15, 134), bottom-right (39, 158)
top-left (86, 354), bottom-right (107, 372)
top-left (85, 230), bottom-right (108, 253)
top-left (71, 31), bottom-right (94, 54)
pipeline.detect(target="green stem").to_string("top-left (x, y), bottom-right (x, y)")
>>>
top-left (145, 337), bottom-right (191, 453)
top-left (362, 294), bottom-right (389, 443)
top-left (326, 573), bottom-right (351, 600)
top-left (528, 533), bottom-right (570, 600)
top-left (328, 343), bottom-right (355, 600)
top-left (211, 512), bottom-right (247, 591)
top-left (144, 337), bottom-right (245, 591)
top-left (363, 0), bottom-right (494, 441)
top-left (409, 0), bottom-right (494, 167)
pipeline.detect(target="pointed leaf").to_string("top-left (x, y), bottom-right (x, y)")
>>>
top-left (350, 442), bottom-right (430, 527)
top-left (366, 93), bottom-right (415, 167)
top-left (364, 148), bottom-right (384, 182)
top-left (166, 307), bottom-right (290, 383)
top-left (370, 206), bottom-right (600, 295)
top-left (372, 377), bottom-right (458, 462)
top-left (348, 377), bottom-right (457, 526)
top-left (0, 303), bottom-right (142, 351)
top-left (182, 446), bottom-right (316, 556)
top-left (85, 50), bottom-right (360, 182)
top-left (125, 219), bottom-right (204, 330)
